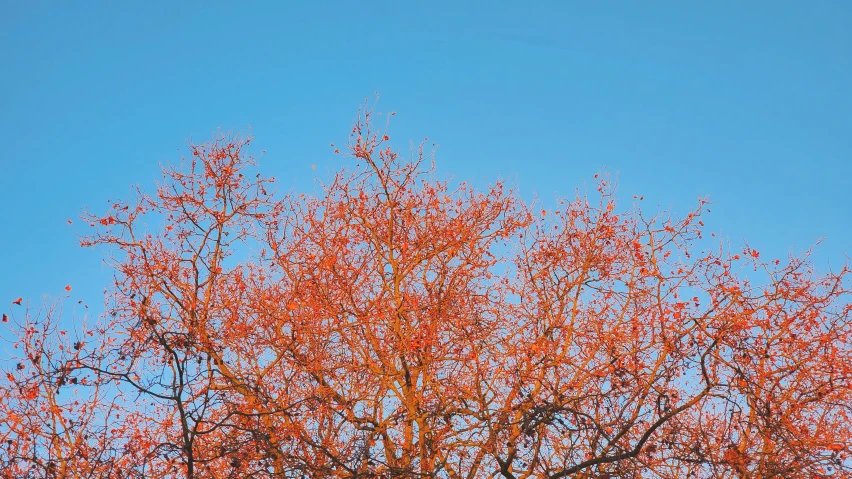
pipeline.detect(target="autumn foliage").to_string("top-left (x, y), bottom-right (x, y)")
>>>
top-left (2, 108), bottom-right (851, 478)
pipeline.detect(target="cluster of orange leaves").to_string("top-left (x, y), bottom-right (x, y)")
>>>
top-left (1, 108), bottom-right (851, 478)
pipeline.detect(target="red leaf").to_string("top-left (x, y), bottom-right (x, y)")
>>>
top-left (1, 313), bottom-right (7, 322)
top-left (12, 298), bottom-right (22, 306)
top-left (65, 285), bottom-right (72, 292)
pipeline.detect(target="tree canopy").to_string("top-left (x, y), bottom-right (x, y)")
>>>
top-left (2, 109), bottom-right (851, 478)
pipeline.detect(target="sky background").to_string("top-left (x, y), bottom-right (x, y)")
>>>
top-left (1, 1), bottom-right (850, 312)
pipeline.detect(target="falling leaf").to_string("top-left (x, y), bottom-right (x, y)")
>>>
top-left (12, 298), bottom-right (22, 306)
top-left (65, 285), bottom-right (72, 292)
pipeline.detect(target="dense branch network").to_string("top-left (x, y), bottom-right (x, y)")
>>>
top-left (2, 108), bottom-right (851, 478)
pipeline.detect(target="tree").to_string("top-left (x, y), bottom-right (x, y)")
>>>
top-left (2, 106), bottom-right (851, 478)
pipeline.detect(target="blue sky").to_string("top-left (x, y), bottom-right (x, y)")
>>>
top-left (1, 1), bottom-right (850, 309)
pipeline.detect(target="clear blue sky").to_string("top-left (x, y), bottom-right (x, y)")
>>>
top-left (1, 2), bottom-right (850, 309)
